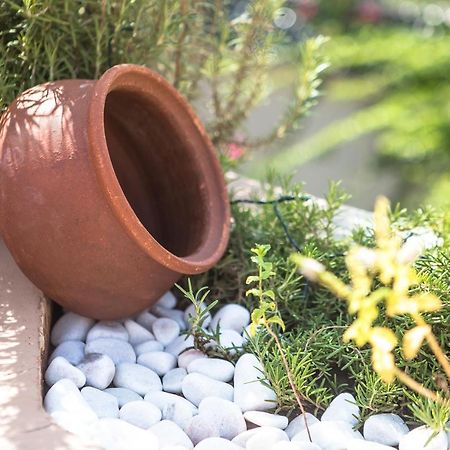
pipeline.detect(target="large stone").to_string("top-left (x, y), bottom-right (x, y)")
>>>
top-left (119, 400), bottom-right (161, 429)
top-left (77, 353), bottom-right (115, 390)
top-left (51, 312), bottom-right (94, 346)
top-left (398, 426), bottom-right (448, 450)
top-left (86, 321), bottom-right (129, 342)
top-left (210, 304), bottom-right (250, 333)
top-left (81, 386), bottom-right (119, 418)
top-left (104, 387), bottom-right (143, 407)
top-left (233, 353), bottom-right (277, 412)
top-left (321, 392), bottom-right (360, 426)
top-left (187, 358), bottom-right (234, 382)
top-left (245, 427), bottom-right (289, 450)
top-left (244, 411), bottom-right (288, 429)
top-left (45, 356), bottom-right (86, 388)
top-left (137, 351), bottom-right (177, 376)
top-left (285, 413), bottom-right (320, 439)
top-left (163, 367), bottom-right (187, 394)
top-left (152, 317), bottom-right (181, 346)
top-left (149, 420), bottom-right (193, 449)
top-left (363, 413), bottom-right (409, 446)
top-left (49, 340), bottom-right (85, 365)
top-left (182, 373), bottom-right (233, 406)
top-left (194, 437), bottom-right (243, 450)
top-left (113, 362), bottom-right (162, 396)
top-left (123, 319), bottom-right (155, 345)
top-left (85, 338), bottom-right (136, 365)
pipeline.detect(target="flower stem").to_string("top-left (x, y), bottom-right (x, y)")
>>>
top-left (394, 368), bottom-right (443, 404)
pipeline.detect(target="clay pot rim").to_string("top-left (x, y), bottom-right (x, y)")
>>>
top-left (87, 64), bottom-right (230, 274)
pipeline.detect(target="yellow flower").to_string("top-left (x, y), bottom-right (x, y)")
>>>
top-left (403, 325), bottom-right (431, 360)
top-left (369, 327), bottom-right (397, 383)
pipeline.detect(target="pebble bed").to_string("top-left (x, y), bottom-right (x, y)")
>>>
top-left (45, 291), bottom-right (450, 450)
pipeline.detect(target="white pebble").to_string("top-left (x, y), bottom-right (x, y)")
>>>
top-left (44, 378), bottom-right (97, 421)
top-left (233, 353), bottom-right (277, 412)
top-left (152, 306), bottom-right (186, 330)
top-left (45, 356), bottom-right (86, 388)
top-left (81, 386), bottom-right (119, 418)
top-left (152, 317), bottom-right (181, 346)
top-left (347, 440), bottom-right (396, 450)
top-left (51, 313), bottom-right (94, 346)
top-left (149, 420), bottom-right (193, 449)
top-left (198, 397), bottom-right (246, 440)
top-left (85, 338), bottom-right (136, 365)
top-left (185, 415), bottom-right (220, 445)
top-left (156, 291), bottom-right (178, 309)
top-left (113, 362), bottom-right (162, 396)
top-left (123, 319), bottom-right (155, 345)
top-left (184, 303), bottom-right (211, 328)
top-left (137, 351), bottom-right (177, 376)
top-left (195, 437), bottom-right (242, 450)
top-left (272, 443), bottom-right (321, 450)
top-left (363, 413), bottom-right (409, 446)
top-left (187, 358), bottom-right (234, 382)
top-left (119, 400), bottom-right (161, 429)
top-left (399, 425), bottom-right (448, 450)
top-left (49, 340), bottom-right (85, 365)
top-left (166, 335), bottom-right (195, 356)
top-left (135, 310), bottom-right (158, 331)
top-left (163, 368), bottom-right (187, 394)
top-left (244, 411), bottom-right (288, 429)
top-left (49, 410), bottom-right (98, 442)
top-left (231, 428), bottom-right (263, 447)
top-left (86, 321), bottom-right (129, 342)
top-left (182, 373), bottom-right (234, 406)
top-left (216, 329), bottom-right (245, 352)
top-left (246, 427), bottom-right (289, 450)
top-left (321, 392), bottom-right (360, 426)
top-left (178, 349), bottom-right (207, 369)
top-left (104, 387), bottom-right (142, 407)
top-left (285, 413), bottom-right (319, 439)
top-left (210, 304), bottom-right (250, 333)
top-left (134, 340), bottom-right (164, 356)
top-left (77, 353), bottom-right (115, 390)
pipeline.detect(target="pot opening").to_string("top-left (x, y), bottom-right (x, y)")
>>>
top-left (103, 88), bottom-right (206, 258)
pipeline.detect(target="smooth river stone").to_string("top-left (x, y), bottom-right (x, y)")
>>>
top-left (81, 386), bottom-right (119, 418)
top-left (185, 415), bottom-right (220, 445)
top-left (182, 373), bottom-right (233, 406)
top-left (135, 310), bottom-right (158, 331)
top-left (86, 321), bottom-right (129, 342)
top-left (233, 353), bottom-right (277, 412)
top-left (119, 400), bottom-right (161, 429)
top-left (149, 420), bottom-right (193, 449)
top-left (152, 305), bottom-right (186, 330)
top-left (198, 397), bottom-right (246, 440)
top-left (194, 437), bottom-right (243, 450)
top-left (246, 427), bottom-right (289, 450)
top-left (137, 351), bottom-right (177, 376)
top-left (184, 303), bottom-right (212, 329)
top-left (163, 367), bottom-right (187, 394)
top-left (49, 340), bottom-right (85, 365)
top-left (145, 391), bottom-right (196, 429)
top-left (113, 362), bottom-right (162, 396)
top-left (210, 304), bottom-right (250, 333)
top-left (85, 338), bottom-right (136, 365)
top-left (285, 413), bottom-right (320, 439)
top-left (156, 290), bottom-right (178, 309)
top-left (363, 413), bottom-right (409, 446)
top-left (123, 319), bottom-right (155, 345)
top-left (347, 440), bottom-right (396, 450)
top-left (165, 335), bottom-right (195, 356)
top-left (399, 426), bottom-right (448, 450)
top-left (321, 392), bottom-right (360, 426)
top-left (187, 358), bottom-right (234, 382)
top-left (51, 313), bottom-right (94, 346)
top-left (216, 329), bottom-right (245, 352)
top-left (152, 317), bottom-right (181, 346)
top-left (134, 340), bottom-right (164, 356)
top-left (244, 411), bottom-right (288, 429)
top-left (272, 443), bottom-right (321, 450)
top-left (104, 387), bottom-right (142, 407)
top-left (77, 353), bottom-right (115, 390)
top-left (95, 418), bottom-right (159, 450)
top-left (45, 356), bottom-right (86, 388)
top-left (44, 378), bottom-right (97, 421)
top-left (178, 349), bottom-right (207, 369)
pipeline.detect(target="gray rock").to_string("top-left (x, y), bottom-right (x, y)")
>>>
top-left (163, 367), bottom-right (187, 394)
top-left (182, 373), bottom-right (234, 406)
top-left (178, 349), bottom-right (207, 369)
top-left (246, 427), bottom-right (289, 450)
top-left (77, 353), bottom-right (115, 390)
top-left (123, 319), bottom-right (155, 345)
top-left (233, 353), bottom-right (277, 412)
top-left (285, 413), bottom-right (320, 439)
top-left (194, 437), bottom-right (243, 450)
top-left (85, 338), bottom-right (136, 365)
top-left (156, 291), bottom-right (178, 309)
top-left (51, 313), bottom-right (94, 346)
top-left (347, 440), bottom-right (396, 450)
top-left (187, 358), bottom-right (234, 382)
top-left (149, 420), bottom-right (193, 449)
top-left (135, 310), bottom-right (158, 331)
top-left (81, 386), bottom-right (119, 418)
top-left (198, 397), bottom-right (246, 440)
top-left (363, 413), bottom-right (409, 446)
top-left (134, 340), bottom-right (164, 356)
top-left (321, 393), bottom-right (360, 426)
top-left (145, 391), bottom-right (197, 429)
top-left (86, 321), bottom-right (129, 342)
top-left (185, 415), bottom-right (220, 445)
top-left (44, 378), bottom-right (97, 421)
top-left (166, 335), bottom-right (195, 356)
top-left (152, 317), bottom-right (181, 346)
top-left (152, 306), bottom-right (186, 330)
top-left (49, 340), bottom-right (85, 365)
top-left (184, 303), bottom-right (211, 329)
top-left (113, 362), bottom-right (162, 396)
top-left (244, 411), bottom-right (288, 429)
top-left (119, 400), bottom-right (161, 428)
top-left (104, 387), bottom-right (142, 407)
top-left (45, 356), bottom-right (86, 388)
top-left (138, 351), bottom-right (177, 376)
top-left (398, 426), bottom-right (448, 450)
top-left (210, 304), bottom-right (250, 333)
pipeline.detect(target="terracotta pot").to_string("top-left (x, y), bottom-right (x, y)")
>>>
top-left (0, 64), bottom-right (230, 319)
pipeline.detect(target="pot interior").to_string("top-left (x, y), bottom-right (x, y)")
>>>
top-left (103, 88), bottom-right (206, 258)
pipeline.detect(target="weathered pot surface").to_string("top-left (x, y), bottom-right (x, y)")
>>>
top-left (0, 64), bottom-right (230, 319)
